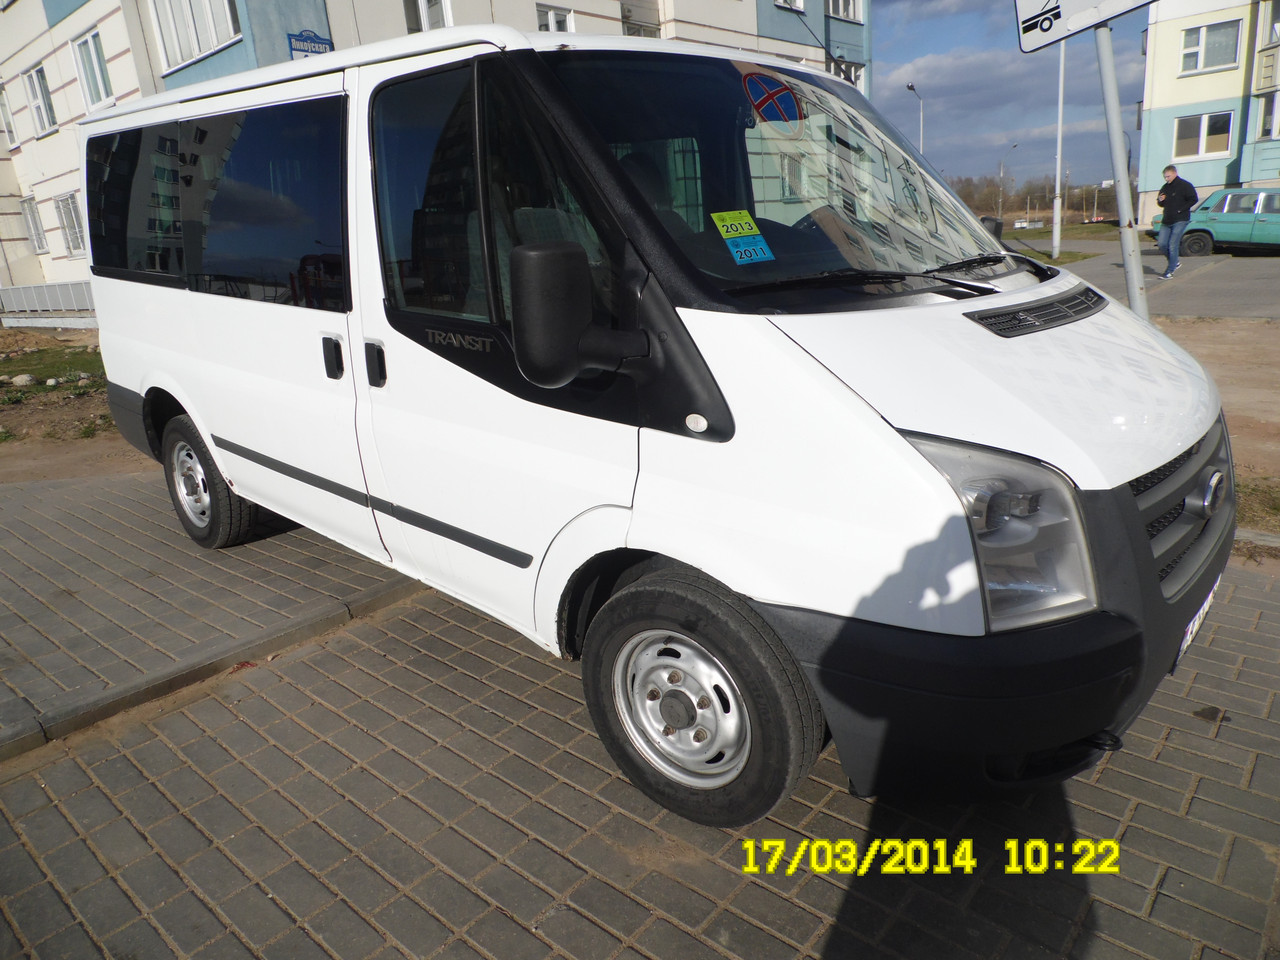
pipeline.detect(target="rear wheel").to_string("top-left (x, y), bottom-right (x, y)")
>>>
top-left (582, 569), bottom-right (823, 826)
top-left (161, 415), bottom-right (257, 548)
top-left (1180, 232), bottom-right (1212, 257)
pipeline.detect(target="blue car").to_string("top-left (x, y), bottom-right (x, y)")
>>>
top-left (1150, 187), bottom-right (1280, 256)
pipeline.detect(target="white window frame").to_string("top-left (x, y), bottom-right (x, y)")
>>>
top-left (1261, 92), bottom-right (1278, 141)
top-left (415, 0), bottom-right (453, 29)
top-left (150, 0), bottom-right (242, 73)
top-left (0, 84), bottom-right (17, 148)
top-left (536, 5), bottom-right (573, 31)
top-left (54, 193), bottom-right (87, 259)
top-left (22, 65), bottom-right (58, 137)
top-left (776, 0), bottom-right (804, 11)
top-left (1173, 111), bottom-right (1234, 160)
top-left (1179, 20), bottom-right (1241, 75)
top-left (74, 29), bottom-right (115, 111)
top-left (20, 197), bottom-right (49, 254)
top-left (826, 0), bottom-right (859, 21)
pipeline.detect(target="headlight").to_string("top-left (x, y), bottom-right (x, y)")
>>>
top-left (906, 434), bottom-right (1097, 632)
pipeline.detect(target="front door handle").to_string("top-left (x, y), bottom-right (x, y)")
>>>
top-left (365, 342), bottom-right (387, 388)
top-left (321, 336), bottom-right (344, 380)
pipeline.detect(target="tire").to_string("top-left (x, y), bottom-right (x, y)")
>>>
top-left (582, 569), bottom-right (824, 826)
top-left (1180, 232), bottom-right (1212, 257)
top-left (161, 415), bottom-right (257, 548)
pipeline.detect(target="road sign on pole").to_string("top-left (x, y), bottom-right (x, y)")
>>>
top-left (1012, 0), bottom-right (1152, 320)
top-left (1014, 0), bottom-right (1153, 52)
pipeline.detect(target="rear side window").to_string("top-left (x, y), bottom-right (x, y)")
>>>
top-left (86, 96), bottom-right (347, 311)
top-left (1223, 192), bottom-right (1258, 214)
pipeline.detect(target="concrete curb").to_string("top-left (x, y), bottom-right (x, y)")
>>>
top-left (1237, 526), bottom-right (1280, 548)
top-left (0, 575), bottom-right (423, 764)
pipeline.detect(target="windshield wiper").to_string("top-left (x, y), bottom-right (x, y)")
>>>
top-left (927, 252), bottom-right (1053, 280)
top-left (728, 267), bottom-right (997, 297)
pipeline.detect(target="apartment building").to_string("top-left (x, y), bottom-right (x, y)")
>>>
top-left (1136, 0), bottom-right (1280, 225)
top-left (0, 0), bottom-right (869, 324)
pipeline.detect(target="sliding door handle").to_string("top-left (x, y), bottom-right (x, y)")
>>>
top-left (365, 342), bottom-right (387, 388)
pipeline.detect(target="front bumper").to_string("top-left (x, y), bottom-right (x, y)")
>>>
top-left (754, 416), bottom-right (1235, 797)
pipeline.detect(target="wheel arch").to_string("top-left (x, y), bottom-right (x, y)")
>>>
top-left (141, 387), bottom-right (187, 459)
top-left (556, 549), bottom-right (684, 660)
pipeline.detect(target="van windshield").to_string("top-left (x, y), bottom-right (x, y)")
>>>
top-left (543, 50), bottom-right (1012, 303)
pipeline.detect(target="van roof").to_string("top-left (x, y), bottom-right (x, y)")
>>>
top-left (79, 27), bottom-right (813, 128)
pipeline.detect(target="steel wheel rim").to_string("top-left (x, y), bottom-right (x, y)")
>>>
top-left (612, 629), bottom-right (751, 789)
top-left (170, 440), bottom-right (211, 529)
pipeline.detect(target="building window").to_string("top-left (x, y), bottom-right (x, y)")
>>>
top-left (1180, 21), bottom-right (1240, 74)
top-left (776, 0), bottom-right (804, 10)
top-left (1173, 111), bottom-right (1232, 158)
top-left (151, 0), bottom-right (241, 72)
top-left (536, 5), bottom-right (572, 31)
top-left (780, 154), bottom-right (809, 200)
top-left (54, 194), bottom-right (87, 258)
top-left (622, 20), bottom-right (659, 37)
top-left (20, 197), bottom-right (48, 254)
top-left (22, 65), bottom-right (58, 136)
top-left (1261, 92), bottom-right (1278, 140)
top-left (74, 30), bottom-right (115, 110)
top-left (1270, 2), bottom-right (1280, 45)
top-left (827, 0), bottom-right (859, 21)
top-left (0, 85), bottom-right (17, 147)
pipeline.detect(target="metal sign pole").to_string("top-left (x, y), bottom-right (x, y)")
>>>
top-left (1094, 22), bottom-right (1149, 320)
top-left (1052, 42), bottom-right (1064, 260)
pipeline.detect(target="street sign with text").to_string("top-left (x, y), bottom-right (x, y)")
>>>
top-left (1014, 0), bottom-right (1153, 52)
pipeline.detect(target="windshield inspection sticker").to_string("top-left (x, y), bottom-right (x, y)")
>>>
top-left (712, 210), bottom-right (776, 265)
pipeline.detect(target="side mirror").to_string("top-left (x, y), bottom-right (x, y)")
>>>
top-left (511, 242), bottom-right (593, 389)
top-left (511, 241), bottom-right (648, 389)
top-left (980, 215), bottom-right (1004, 241)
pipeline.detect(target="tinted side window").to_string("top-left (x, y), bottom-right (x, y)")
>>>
top-left (87, 123), bottom-right (185, 281)
top-left (189, 98), bottom-right (347, 310)
top-left (372, 66), bottom-right (484, 321)
top-left (86, 97), bottom-right (346, 311)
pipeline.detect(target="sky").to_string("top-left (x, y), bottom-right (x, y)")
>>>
top-left (868, 0), bottom-right (1150, 195)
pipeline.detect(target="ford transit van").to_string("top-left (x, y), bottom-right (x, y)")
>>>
top-left (82, 27), bottom-right (1234, 826)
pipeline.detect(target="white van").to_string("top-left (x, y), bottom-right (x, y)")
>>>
top-left (82, 26), bottom-right (1234, 827)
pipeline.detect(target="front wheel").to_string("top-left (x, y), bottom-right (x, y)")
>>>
top-left (161, 415), bottom-right (257, 548)
top-left (582, 570), bottom-right (824, 826)
top-left (1180, 232), bottom-right (1212, 257)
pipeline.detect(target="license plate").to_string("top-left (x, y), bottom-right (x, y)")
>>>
top-left (1177, 576), bottom-right (1221, 666)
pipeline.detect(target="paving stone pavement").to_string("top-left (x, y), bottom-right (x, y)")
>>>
top-left (0, 474), bottom-right (418, 761)
top-left (1, 502), bottom-right (1279, 959)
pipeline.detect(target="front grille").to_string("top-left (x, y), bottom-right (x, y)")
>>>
top-left (1127, 418), bottom-right (1233, 597)
top-left (965, 285), bottom-right (1106, 338)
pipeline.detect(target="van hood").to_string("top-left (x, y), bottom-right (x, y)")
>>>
top-left (768, 278), bottom-right (1221, 491)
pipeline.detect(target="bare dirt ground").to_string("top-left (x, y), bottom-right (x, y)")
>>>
top-left (2, 320), bottom-right (1277, 568)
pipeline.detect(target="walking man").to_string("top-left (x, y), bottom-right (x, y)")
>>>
top-left (1156, 164), bottom-right (1198, 279)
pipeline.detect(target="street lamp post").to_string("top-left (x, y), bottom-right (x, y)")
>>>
top-left (906, 82), bottom-right (923, 153)
top-left (997, 142), bottom-right (1018, 221)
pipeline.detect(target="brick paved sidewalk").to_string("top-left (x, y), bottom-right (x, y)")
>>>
top-left (2, 561), bottom-right (1278, 959)
top-left (0, 474), bottom-right (417, 762)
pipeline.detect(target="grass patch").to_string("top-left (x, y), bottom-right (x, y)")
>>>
top-left (1236, 478), bottom-right (1280, 535)
top-left (1018, 248), bottom-right (1096, 267)
top-left (0, 346), bottom-right (104, 397)
top-left (0, 429), bottom-right (14, 443)
top-left (1017, 222), bottom-right (1126, 242)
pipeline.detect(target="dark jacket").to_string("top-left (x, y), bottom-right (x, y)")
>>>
top-left (1157, 177), bottom-right (1199, 223)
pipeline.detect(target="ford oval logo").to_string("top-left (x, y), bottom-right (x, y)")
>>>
top-left (1200, 470), bottom-right (1227, 518)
